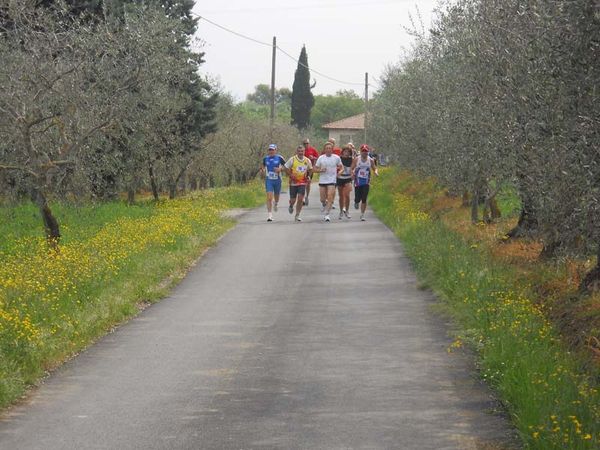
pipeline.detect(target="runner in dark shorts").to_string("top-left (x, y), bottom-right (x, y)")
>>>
top-left (314, 142), bottom-right (342, 222)
top-left (336, 145), bottom-right (354, 219)
top-left (284, 145), bottom-right (312, 222)
top-left (302, 139), bottom-right (319, 206)
top-left (351, 144), bottom-right (379, 221)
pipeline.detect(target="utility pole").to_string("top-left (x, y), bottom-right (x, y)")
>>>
top-left (364, 72), bottom-right (369, 145)
top-left (270, 36), bottom-right (276, 141)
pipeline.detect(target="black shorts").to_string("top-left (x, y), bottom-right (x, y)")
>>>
top-left (319, 183), bottom-right (336, 187)
top-left (355, 185), bottom-right (370, 203)
top-left (289, 185), bottom-right (306, 198)
top-left (336, 178), bottom-right (352, 187)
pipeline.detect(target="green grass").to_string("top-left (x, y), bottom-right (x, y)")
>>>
top-left (495, 184), bottom-right (522, 218)
top-left (370, 168), bottom-right (600, 449)
top-left (0, 182), bottom-right (263, 408)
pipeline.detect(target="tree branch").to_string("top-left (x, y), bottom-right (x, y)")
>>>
top-left (61, 120), bottom-right (112, 156)
top-left (0, 164), bottom-right (39, 178)
top-left (29, 113), bottom-right (60, 128)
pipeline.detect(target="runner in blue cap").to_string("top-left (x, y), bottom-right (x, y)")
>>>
top-left (259, 144), bottom-right (286, 222)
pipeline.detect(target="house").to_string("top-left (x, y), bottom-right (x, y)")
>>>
top-left (322, 113), bottom-right (365, 145)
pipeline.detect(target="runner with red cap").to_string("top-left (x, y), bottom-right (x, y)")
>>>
top-left (351, 144), bottom-right (379, 221)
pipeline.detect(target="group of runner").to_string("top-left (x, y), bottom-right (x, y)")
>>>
top-left (259, 138), bottom-right (378, 223)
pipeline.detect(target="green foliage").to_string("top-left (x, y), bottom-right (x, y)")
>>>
top-left (371, 0), bottom-right (600, 285)
top-left (191, 94), bottom-right (301, 187)
top-left (236, 99), bottom-right (291, 123)
top-left (310, 92), bottom-right (364, 131)
top-left (290, 45), bottom-right (314, 130)
top-left (0, 1), bottom-right (219, 238)
top-left (246, 84), bottom-right (291, 106)
top-left (371, 168), bottom-right (600, 450)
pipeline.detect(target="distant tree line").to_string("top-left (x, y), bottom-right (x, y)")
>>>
top-left (370, 0), bottom-right (600, 291)
top-left (190, 92), bottom-right (301, 188)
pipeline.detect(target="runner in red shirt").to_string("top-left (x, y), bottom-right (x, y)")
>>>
top-left (302, 138), bottom-right (319, 206)
top-left (323, 137), bottom-right (342, 156)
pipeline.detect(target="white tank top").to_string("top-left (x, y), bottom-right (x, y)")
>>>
top-left (355, 157), bottom-right (372, 186)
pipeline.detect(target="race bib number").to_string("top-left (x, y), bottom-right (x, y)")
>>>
top-left (267, 171), bottom-right (279, 180)
top-left (358, 168), bottom-right (369, 178)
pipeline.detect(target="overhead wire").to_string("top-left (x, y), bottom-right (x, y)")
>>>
top-left (275, 46), bottom-right (365, 87)
top-left (195, 14), bottom-right (374, 89)
top-left (196, 15), bottom-right (272, 48)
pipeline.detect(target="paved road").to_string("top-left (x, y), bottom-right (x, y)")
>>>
top-left (0, 192), bottom-right (516, 449)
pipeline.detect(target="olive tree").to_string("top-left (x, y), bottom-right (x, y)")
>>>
top-left (371, 0), bottom-right (600, 289)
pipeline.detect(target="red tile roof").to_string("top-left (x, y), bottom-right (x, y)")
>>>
top-left (322, 113), bottom-right (365, 130)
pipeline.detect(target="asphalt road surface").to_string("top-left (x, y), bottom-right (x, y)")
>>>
top-left (0, 192), bottom-right (516, 450)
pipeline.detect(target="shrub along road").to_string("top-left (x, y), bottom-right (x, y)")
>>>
top-left (0, 194), bottom-right (516, 449)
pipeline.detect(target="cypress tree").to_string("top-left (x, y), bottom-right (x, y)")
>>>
top-left (291, 45), bottom-right (314, 130)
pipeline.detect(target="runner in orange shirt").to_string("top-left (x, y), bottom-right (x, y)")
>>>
top-left (321, 137), bottom-right (342, 156)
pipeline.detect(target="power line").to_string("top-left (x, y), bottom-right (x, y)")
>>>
top-left (276, 46), bottom-right (365, 87)
top-left (195, 14), bottom-right (372, 88)
top-left (197, 15), bottom-right (272, 48)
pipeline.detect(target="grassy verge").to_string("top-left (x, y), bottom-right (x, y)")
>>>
top-left (370, 168), bottom-right (599, 449)
top-left (0, 182), bottom-right (262, 408)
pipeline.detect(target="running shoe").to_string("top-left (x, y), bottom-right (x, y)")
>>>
top-left (344, 209), bottom-right (351, 219)
top-left (354, 202), bottom-right (359, 210)
top-left (273, 202), bottom-right (278, 212)
top-left (288, 204), bottom-right (294, 214)
top-left (267, 217), bottom-right (273, 222)
top-left (295, 215), bottom-right (302, 222)
top-left (360, 214), bottom-right (366, 221)
top-left (324, 215), bottom-right (331, 222)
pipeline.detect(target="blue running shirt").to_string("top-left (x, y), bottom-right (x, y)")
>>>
top-left (263, 155), bottom-right (286, 180)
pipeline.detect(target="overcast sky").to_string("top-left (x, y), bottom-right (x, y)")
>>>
top-left (192, 0), bottom-right (439, 101)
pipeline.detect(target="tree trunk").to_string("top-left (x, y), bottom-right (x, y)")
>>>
top-left (127, 187), bottom-right (135, 205)
top-left (471, 184), bottom-right (480, 224)
top-left (580, 246), bottom-right (600, 293)
top-left (462, 191), bottom-right (470, 207)
top-left (482, 188), bottom-right (501, 223)
top-left (540, 239), bottom-right (561, 260)
top-left (148, 165), bottom-right (159, 201)
top-left (506, 196), bottom-right (538, 238)
top-left (176, 167), bottom-right (187, 196)
top-left (31, 187), bottom-right (60, 247)
top-left (490, 197), bottom-right (501, 220)
top-left (168, 181), bottom-right (176, 200)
